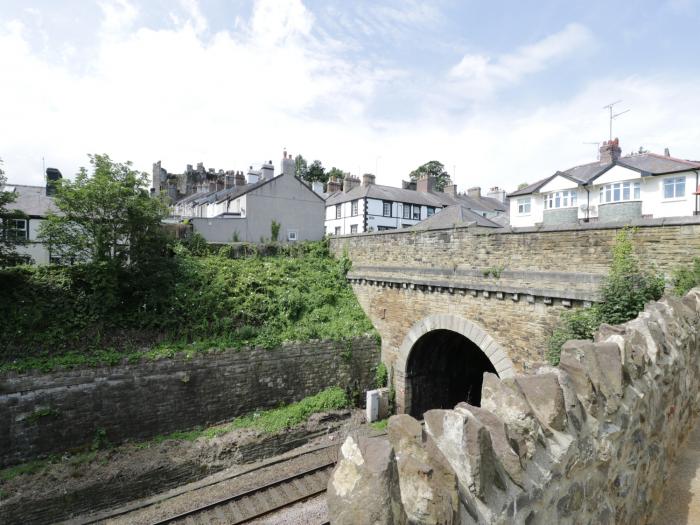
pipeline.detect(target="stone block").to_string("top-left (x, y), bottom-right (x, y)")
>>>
top-left (515, 374), bottom-right (567, 431)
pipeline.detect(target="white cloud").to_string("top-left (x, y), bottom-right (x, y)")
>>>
top-left (449, 23), bottom-right (595, 99)
top-left (1, 5), bottom-right (699, 200)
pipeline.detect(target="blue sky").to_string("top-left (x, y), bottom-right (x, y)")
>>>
top-left (1, 0), bottom-right (699, 191)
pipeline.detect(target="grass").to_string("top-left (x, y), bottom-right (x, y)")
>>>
top-left (370, 419), bottom-right (388, 431)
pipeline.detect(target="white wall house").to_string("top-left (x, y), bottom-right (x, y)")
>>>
top-left (2, 169), bottom-right (62, 265)
top-left (509, 140), bottom-right (700, 227)
top-left (325, 174), bottom-right (508, 236)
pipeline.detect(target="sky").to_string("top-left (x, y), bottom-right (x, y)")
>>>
top-left (1, 0), bottom-right (700, 193)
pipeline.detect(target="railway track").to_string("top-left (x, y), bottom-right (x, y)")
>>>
top-left (151, 448), bottom-right (337, 525)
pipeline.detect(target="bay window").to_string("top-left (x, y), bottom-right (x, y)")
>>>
top-left (599, 181), bottom-right (641, 204)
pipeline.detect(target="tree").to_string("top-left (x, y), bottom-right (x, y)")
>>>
top-left (517, 182), bottom-right (529, 190)
top-left (0, 158), bottom-right (31, 266)
top-left (327, 167), bottom-right (350, 181)
top-left (294, 155), bottom-right (308, 180)
top-left (305, 160), bottom-right (327, 184)
top-left (409, 161), bottom-right (450, 192)
top-left (38, 154), bottom-right (169, 266)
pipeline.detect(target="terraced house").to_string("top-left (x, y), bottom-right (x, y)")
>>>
top-left (508, 139), bottom-right (700, 227)
top-left (324, 173), bottom-right (508, 235)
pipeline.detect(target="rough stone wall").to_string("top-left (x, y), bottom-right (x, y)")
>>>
top-left (0, 336), bottom-right (378, 468)
top-left (328, 289), bottom-right (700, 524)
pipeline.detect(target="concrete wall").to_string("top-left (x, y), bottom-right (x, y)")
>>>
top-left (192, 173), bottom-right (325, 243)
top-left (0, 336), bottom-right (379, 467)
top-left (329, 289), bottom-right (700, 525)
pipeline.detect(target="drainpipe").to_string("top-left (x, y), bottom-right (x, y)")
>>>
top-left (585, 187), bottom-right (590, 222)
top-left (695, 170), bottom-right (699, 216)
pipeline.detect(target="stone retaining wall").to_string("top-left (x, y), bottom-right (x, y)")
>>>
top-left (328, 289), bottom-right (700, 524)
top-left (0, 336), bottom-right (378, 468)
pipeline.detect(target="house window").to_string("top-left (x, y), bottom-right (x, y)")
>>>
top-left (350, 224), bottom-right (358, 234)
top-left (4, 218), bottom-right (28, 240)
top-left (351, 200), bottom-right (359, 216)
top-left (544, 190), bottom-right (577, 209)
top-left (599, 182), bottom-right (641, 204)
top-left (377, 226), bottom-right (396, 231)
top-left (287, 230), bottom-right (298, 242)
top-left (334, 226), bottom-right (341, 236)
top-left (402, 203), bottom-right (411, 219)
top-left (413, 205), bottom-right (420, 220)
top-left (382, 201), bottom-right (392, 217)
top-left (664, 176), bottom-right (686, 199)
top-left (517, 197), bottom-right (531, 215)
top-left (335, 204), bottom-right (341, 219)
top-left (427, 206), bottom-right (435, 217)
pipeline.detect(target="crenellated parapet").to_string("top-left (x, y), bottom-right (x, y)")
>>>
top-left (328, 288), bottom-right (700, 524)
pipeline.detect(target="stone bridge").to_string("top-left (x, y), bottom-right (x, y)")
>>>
top-left (330, 217), bottom-right (700, 416)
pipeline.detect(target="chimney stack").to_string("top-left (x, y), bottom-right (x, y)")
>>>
top-left (327, 178), bottom-right (342, 193)
top-left (487, 186), bottom-right (506, 203)
top-left (467, 186), bottom-right (481, 199)
top-left (235, 171), bottom-right (246, 187)
top-left (443, 182), bottom-right (457, 197)
top-left (416, 173), bottom-right (436, 193)
top-left (261, 161), bottom-right (274, 181)
top-left (282, 150), bottom-right (296, 177)
top-left (664, 147), bottom-right (671, 157)
top-left (402, 180), bottom-right (417, 191)
top-left (46, 168), bottom-right (62, 197)
top-left (599, 138), bottom-right (621, 163)
top-left (343, 174), bottom-right (360, 192)
top-left (362, 173), bottom-right (376, 187)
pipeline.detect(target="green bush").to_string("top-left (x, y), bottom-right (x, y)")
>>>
top-left (547, 229), bottom-right (665, 365)
top-left (375, 362), bottom-right (388, 388)
top-left (0, 240), bottom-right (375, 372)
top-left (672, 257), bottom-right (700, 296)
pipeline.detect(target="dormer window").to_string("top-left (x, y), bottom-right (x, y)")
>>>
top-left (517, 197), bottom-right (531, 215)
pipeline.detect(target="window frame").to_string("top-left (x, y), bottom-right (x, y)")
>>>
top-left (382, 201), bottom-right (392, 217)
top-left (350, 224), bottom-right (358, 234)
top-left (412, 205), bottom-right (421, 220)
top-left (351, 199), bottom-right (359, 217)
top-left (334, 226), bottom-right (341, 236)
top-left (544, 190), bottom-right (577, 210)
top-left (3, 218), bottom-right (28, 240)
top-left (426, 206), bottom-right (435, 217)
top-left (335, 204), bottom-right (342, 219)
top-left (517, 197), bottom-right (531, 215)
top-left (663, 176), bottom-right (686, 200)
top-left (287, 230), bottom-right (298, 242)
top-left (402, 203), bottom-right (411, 220)
top-left (599, 181), bottom-right (642, 204)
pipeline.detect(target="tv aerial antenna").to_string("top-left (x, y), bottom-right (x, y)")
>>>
top-left (602, 100), bottom-right (630, 141)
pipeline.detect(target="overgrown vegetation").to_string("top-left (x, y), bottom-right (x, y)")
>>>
top-left (0, 238), bottom-right (374, 372)
top-left (672, 257), bottom-right (700, 296)
top-left (375, 362), bottom-right (388, 389)
top-left (547, 229), bottom-right (665, 365)
top-left (370, 419), bottom-right (388, 431)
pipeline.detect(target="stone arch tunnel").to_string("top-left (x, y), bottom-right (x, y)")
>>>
top-left (394, 314), bottom-right (515, 416)
top-left (405, 329), bottom-right (497, 418)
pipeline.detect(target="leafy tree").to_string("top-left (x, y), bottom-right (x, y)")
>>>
top-left (517, 182), bottom-right (529, 190)
top-left (39, 154), bottom-right (169, 266)
top-left (305, 160), bottom-right (327, 183)
top-left (327, 167), bottom-right (350, 181)
top-left (294, 155), bottom-right (308, 180)
top-left (409, 160), bottom-right (450, 192)
top-left (270, 220), bottom-right (281, 242)
top-left (0, 158), bottom-right (31, 266)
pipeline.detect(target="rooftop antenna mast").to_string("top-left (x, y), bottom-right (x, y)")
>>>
top-left (602, 100), bottom-right (630, 141)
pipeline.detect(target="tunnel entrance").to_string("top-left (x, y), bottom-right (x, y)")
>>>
top-left (405, 329), bottom-right (498, 419)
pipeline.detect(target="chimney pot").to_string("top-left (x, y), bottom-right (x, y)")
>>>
top-left (599, 138), bottom-right (622, 163)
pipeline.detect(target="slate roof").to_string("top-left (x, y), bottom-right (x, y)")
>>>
top-left (508, 152), bottom-right (700, 197)
top-left (412, 205), bottom-right (502, 230)
top-left (325, 183), bottom-right (507, 214)
top-left (2, 184), bottom-right (58, 217)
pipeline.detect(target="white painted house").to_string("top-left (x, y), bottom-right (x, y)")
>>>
top-left (1, 169), bottom-right (62, 265)
top-left (508, 139), bottom-right (700, 227)
top-left (325, 174), bottom-right (508, 235)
